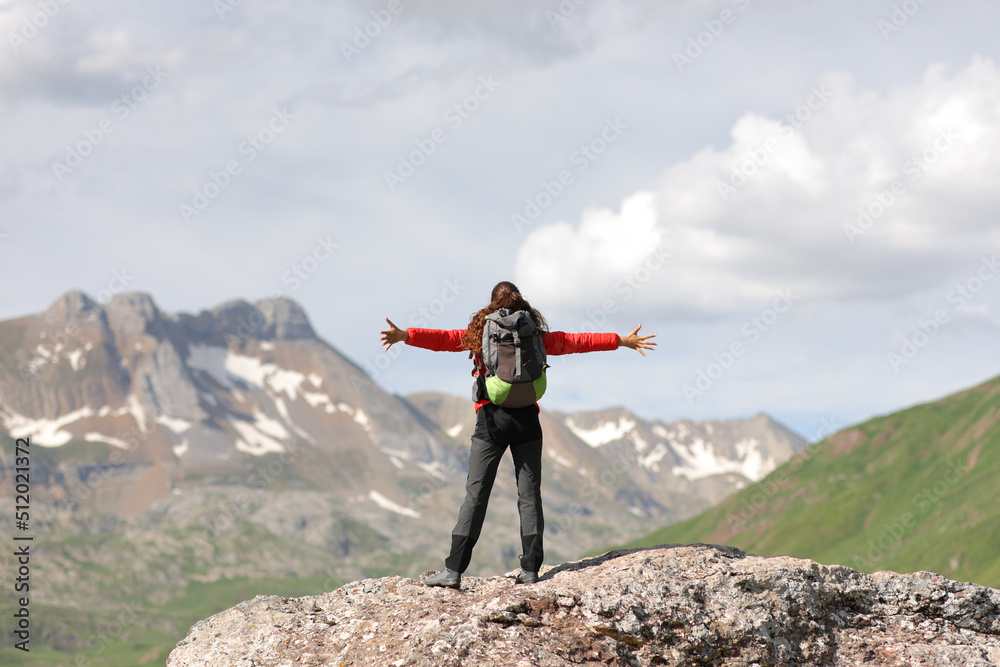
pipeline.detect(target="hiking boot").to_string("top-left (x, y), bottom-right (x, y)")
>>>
top-left (515, 570), bottom-right (538, 585)
top-left (423, 568), bottom-right (461, 589)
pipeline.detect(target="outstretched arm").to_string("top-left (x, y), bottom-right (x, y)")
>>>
top-left (381, 319), bottom-right (467, 352)
top-left (618, 325), bottom-right (657, 357)
top-left (380, 318), bottom-right (408, 350)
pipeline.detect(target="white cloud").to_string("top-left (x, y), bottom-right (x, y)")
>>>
top-left (514, 190), bottom-right (661, 305)
top-left (0, 0), bottom-right (186, 109)
top-left (514, 58), bottom-right (1000, 320)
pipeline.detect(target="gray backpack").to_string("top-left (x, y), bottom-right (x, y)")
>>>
top-left (478, 309), bottom-right (548, 407)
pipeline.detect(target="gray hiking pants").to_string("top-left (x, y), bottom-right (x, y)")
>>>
top-left (445, 403), bottom-right (544, 574)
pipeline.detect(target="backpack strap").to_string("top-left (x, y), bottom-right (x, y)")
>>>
top-left (470, 351), bottom-right (485, 376)
top-left (513, 325), bottom-right (521, 368)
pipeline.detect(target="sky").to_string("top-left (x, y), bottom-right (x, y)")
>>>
top-left (2, 0), bottom-right (999, 440)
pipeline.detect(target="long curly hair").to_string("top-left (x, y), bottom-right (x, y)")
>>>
top-left (459, 281), bottom-right (548, 356)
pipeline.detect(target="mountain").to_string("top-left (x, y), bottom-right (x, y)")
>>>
top-left (0, 290), bottom-right (807, 665)
top-left (166, 544), bottom-right (1000, 667)
top-left (408, 392), bottom-right (809, 522)
top-left (0, 290), bottom-right (462, 516)
top-left (626, 373), bottom-right (1000, 588)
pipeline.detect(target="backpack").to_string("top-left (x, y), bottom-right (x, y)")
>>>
top-left (477, 309), bottom-right (548, 407)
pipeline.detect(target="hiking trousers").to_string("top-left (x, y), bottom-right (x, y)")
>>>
top-left (445, 403), bottom-right (544, 574)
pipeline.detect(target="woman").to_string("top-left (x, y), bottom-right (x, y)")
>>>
top-left (380, 281), bottom-right (656, 588)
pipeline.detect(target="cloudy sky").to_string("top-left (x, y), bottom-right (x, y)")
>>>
top-left (2, 0), bottom-right (999, 439)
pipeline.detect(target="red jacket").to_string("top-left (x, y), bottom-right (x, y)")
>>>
top-left (405, 328), bottom-right (620, 412)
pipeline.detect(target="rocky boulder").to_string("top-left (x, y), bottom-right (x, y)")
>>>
top-left (167, 544), bottom-right (1000, 666)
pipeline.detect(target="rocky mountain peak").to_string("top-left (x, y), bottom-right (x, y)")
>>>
top-left (167, 544), bottom-right (1000, 667)
top-left (42, 290), bottom-right (102, 325)
top-left (209, 296), bottom-right (316, 341)
top-left (104, 291), bottom-right (163, 337)
top-left (256, 296), bottom-right (315, 340)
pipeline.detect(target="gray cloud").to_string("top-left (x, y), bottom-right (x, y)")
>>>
top-left (3, 0), bottom-right (1000, 436)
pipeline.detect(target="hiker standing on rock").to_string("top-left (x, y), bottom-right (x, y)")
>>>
top-left (380, 281), bottom-right (656, 589)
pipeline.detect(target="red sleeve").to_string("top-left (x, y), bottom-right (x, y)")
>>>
top-left (405, 328), bottom-right (467, 352)
top-left (543, 331), bottom-right (620, 355)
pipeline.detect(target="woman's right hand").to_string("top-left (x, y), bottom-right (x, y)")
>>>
top-left (380, 318), bottom-right (409, 350)
top-left (619, 325), bottom-right (657, 357)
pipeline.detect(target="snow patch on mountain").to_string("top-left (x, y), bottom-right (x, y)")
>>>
top-left (248, 408), bottom-right (291, 440)
top-left (230, 417), bottom-right (286, 455)
top-left (565, 416), bottom-right (636, 448)
top-left (671, 437), bottom-right (776, 482)
top-left (336, 403), bottom-right (372, 433)
top-left (2, 406), bottom-right (95, 446)
top-left (303, 391), bottom-right (335, 413)
top-left (262, 368), bottom-right (307, 400)
top-left (186, 344), bottom-right (307, 399)
top-left (416, 459), bottom-right (456, 481)
top-left (630, 430), bottom-right (650, 454)
top-left (186, 344), bottom-right (231, 387)
top-left (547, 448), bottom-right (573, 469)
top-left (638, 442), bottom-right (670, 473)
top-left (84, 432), bottom-right (131, 449)
top-left (67, 348), bottom-right (86, 371)
top-left (368, 490), bottom-right (420, 518)
top-left (156, 415), bottom-right (193, 434)
top-left (173, 439), bottom-right (189, 458)
top-left (128, 394), bottom-right (149, 432)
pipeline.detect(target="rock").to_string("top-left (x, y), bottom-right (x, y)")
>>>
top-left (166, 544), bottom-right (1000, 666)
top-left (208, 297), bottom-right (317, 341)
top-left (105, 292), bottom-right (164, 338)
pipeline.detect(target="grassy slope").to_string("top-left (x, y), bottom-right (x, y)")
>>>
top-left (0, 576), bottom-right (344, 667)
top-left (627, 375), bottom-right (1000, 588)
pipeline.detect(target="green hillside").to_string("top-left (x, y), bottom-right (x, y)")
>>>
top-left (627, 374), bottom-right (1000, 588)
